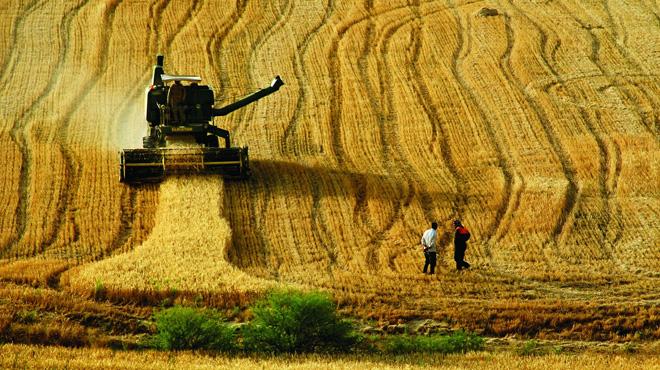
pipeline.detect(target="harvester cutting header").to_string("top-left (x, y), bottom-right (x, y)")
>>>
top-left (119, 55), bottom-right (283, 183)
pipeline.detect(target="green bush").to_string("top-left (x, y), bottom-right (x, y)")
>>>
top-left (242, 290), bottom-right (357, 353)
top-left (152, 306), bottom-right (235, 351)
top-left (384, 330), bottom-right (485, 355)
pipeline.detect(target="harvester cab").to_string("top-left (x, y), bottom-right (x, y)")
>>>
top-left (119, 55), bottom-right (284, 183)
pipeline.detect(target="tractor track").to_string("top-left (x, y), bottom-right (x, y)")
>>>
top-left (0, 0), bottom-right (45, 256)
top-left (326, 2), bottom-right (429, 167)
top-left (214, 0), bottom-right (249, 104)
top-left (205, 1), bottom-right (281, 275)
top-left (104, 183), bottom-right (138, 258)
top-left (163, 0), bottom-right (204, 58)
top-left (325, 3), bottom-right (394, 272)
top-left (326, 6), bottom-right (350, 167)
top-left (0, 0), bottom-right (44, 89)
top-left (368, 7), bottom-right (421, 272)
top-left (372, 3), bottom-right (458, 272)
top-left (238, 0), bottom-right (293, 148)
top-left (310, 173), bottom-right (338, 276)
top-left (552, 0), bottom-right (624, 260)
top-left (4, 0), bottom-right (86, 258)
top-left (104, 0), bottom-right (176, 257)
top-left (306, 0), bottom-right (339, 276)
top-left (447, 2), bottom-right (516, 246)
top-left (34, 0), bottom-right (92, 257)
top-left (386, 181), bottom-right (416, 272)
top-left (359, 0), bottom-right (387, 169)
top-left (104, 67), bottom-right (160, 258)
top-left (146, 0), bottom-right (168, 56)
top-left (105, 83), bottom-right (153, 256)
top-left (206, 0), bottom-right (247, 87)
top-left (353, 3), bottom-right (423, 267)
top-left (311, 1), bottom-right (426, 273)
top-left (220, 2), bottom-right (282, 280)
top-left (408, 1), bottom-right (466, 250)
top-left (323, 2), bottom-right (380, 272)
top-left (489, 11), bottom-right (526, 245)
top-left (290, 1), bottom-right (340, 276)
top-left (250, 171), bottom-right (277, 275)
top-left (206, 0), bottom-right (274, 279)
top-left (242, 0), bottom-right (310, 279)
top-left (601, 0), bottom-right (659, 137)
top-left (208, 0), bottom-right (248, 145)
top-left (223, 168), bottom-right (275, 277)
top-left (504, 3), bottom-right (582, 247)
top-left (54, 0), bottom-right (121, 259)
top-left (351, 1), bottom-right (396, 242)
top-left (105, 0), bottom-right (208, 258)
top-left (497, 5), bottom-right (581, 249)
top-left (208, 0), bottom-right (303, 278)
top-left (280, 0), bottom-right (334, 157)
top-left (352, 0), bottom-right (389, 240)
top-left (383, 1), bottom-right (491, 269)
top-left (51, 0), bottom-right (206, 258)
top-left (527, 0), bottom-right (647, 267)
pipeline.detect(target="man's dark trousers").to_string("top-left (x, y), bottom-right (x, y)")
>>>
top-left (454, 246), bottom-right (470, 270)
top-left (423, 251), bottom-right (437, 274)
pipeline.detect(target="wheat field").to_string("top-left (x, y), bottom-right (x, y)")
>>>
top-left (0, 0), bottom-right (658, 341)
top-left (1, 343), bottom-right (660, 370)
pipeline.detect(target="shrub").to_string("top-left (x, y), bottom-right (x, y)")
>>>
top-left (384, 330), bottom-right (484, 354)
top-left (242, 290), bottom-right (357, 353)
top-left (152, 306), bottom-right (235, 351)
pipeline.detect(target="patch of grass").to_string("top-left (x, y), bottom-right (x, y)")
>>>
top-left (622, 342), bottom-right (638, 354)
top-left (93, 279), bottom-right (106, 300)
top-left (383, 330), bottom-right (485, 355)
top-left (518, 339), bottom-right (543, 356)
top-left (15, 310), bottom-right (38, 324)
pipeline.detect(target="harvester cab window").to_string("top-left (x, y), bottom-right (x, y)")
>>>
top-left (168, 80), bottom-right (187, 125)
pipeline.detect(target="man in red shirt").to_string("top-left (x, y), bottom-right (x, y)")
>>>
top-left (453, 220), bottom-right (471, 270)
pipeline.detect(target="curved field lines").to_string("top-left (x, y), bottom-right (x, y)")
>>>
top-left (0, 0), bottom-right (658, 340)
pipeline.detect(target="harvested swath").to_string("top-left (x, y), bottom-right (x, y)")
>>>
top-left (63, 175), bottom-right (274, 303)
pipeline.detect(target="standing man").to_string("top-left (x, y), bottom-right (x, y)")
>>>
top-left (420, 222), bottom-right (438, 274)
top-left (168, 80), bottom-right (186, 124)
top-left (453, 220), bottom-right (471, 270)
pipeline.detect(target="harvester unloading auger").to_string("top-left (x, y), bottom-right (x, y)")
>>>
top-left (119, 55), bottom-right (283, 183)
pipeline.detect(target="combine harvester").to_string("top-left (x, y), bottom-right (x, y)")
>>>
top-left (119, 55), bottom-right (283, 183)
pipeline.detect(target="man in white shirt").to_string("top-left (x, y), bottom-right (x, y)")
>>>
top-left (420, 222), bottom-right (438, 274)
